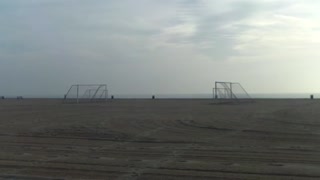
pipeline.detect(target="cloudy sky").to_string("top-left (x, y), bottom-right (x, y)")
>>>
top-left (1, 0), bottom-right (320, 96)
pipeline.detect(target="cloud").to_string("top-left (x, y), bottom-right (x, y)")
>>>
top-left (151, 0), bottom-right (290, 60)
top-left (229, 1), bottom-right (320, 64)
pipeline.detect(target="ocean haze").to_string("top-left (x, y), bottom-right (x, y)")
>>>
top-left (1, 0), bottom-right (320, 96)
top-left (3, 93), bottom-right (319, 99)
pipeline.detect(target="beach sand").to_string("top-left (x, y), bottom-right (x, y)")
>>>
top-left (0, 99), bottom-right (319, 179)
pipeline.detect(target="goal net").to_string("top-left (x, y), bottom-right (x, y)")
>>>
top-left (213, 82), bottom-right (253, 103)
top-left (64, 84), bottom-right (108, 103)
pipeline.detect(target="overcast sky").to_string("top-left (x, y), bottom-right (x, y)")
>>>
top-left (1, 0), bottom-right (320, 96)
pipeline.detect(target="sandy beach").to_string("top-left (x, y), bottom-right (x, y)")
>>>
top-left (0, 99), bottom-right (319, 179)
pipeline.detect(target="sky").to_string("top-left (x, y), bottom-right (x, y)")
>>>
top-left (1, 0), bottom-right (320, 97)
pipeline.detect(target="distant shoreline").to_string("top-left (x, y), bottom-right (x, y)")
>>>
top-left (0, 98), bottom-right (318, 100)
top-left (1, 93), bottom-right (319, 100)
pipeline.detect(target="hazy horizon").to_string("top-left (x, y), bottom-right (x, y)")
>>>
top-left (1, 0), bottom-right (320, 96)
top-left (2, 93), bottom-right (319, 99)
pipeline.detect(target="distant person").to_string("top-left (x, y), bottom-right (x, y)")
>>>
top-left (1, 96), bottom-right (4, 100)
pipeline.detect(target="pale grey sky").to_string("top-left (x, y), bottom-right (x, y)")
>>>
top-left (1, 0), bottom-right (320, 96)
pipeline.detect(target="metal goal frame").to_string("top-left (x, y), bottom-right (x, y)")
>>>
top-left (213, 81), bottom-right (253, 103)
top-left (64, 84), bottom-right (108, 103)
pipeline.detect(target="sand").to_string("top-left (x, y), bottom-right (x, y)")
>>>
top-left (0, 99), bottom-right (319, 179)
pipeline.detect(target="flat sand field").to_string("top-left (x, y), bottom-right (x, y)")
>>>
top-left (0, 99), bottom-right (320, 179)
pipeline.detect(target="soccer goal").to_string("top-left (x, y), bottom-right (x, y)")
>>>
top-left (213, 82), bottom-right (253, 103)
top-left (64, 84), bottom-right (108, 103)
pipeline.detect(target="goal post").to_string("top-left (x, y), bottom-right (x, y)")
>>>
top-left (213, 82), bottom-right (253, 103)
top-left (64, 84), bottom-right (108, 103)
